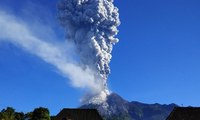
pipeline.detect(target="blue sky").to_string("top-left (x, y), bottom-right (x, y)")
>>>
top-left (0, 0), bottom-right (200, 115)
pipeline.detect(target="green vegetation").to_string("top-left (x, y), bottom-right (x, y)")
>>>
top-left (32, 107), bottom-right (50, 120)
top-left (0, 107), bottom-right (51, 120)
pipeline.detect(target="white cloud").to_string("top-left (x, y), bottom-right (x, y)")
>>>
top-left (0, 10), bottom-right (104, 94)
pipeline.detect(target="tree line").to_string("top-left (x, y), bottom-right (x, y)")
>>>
top-left (0, 107), bottom-right (55, 120)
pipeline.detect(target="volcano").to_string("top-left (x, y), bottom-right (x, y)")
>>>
top-left (80, 93), bottom-right (177, 120)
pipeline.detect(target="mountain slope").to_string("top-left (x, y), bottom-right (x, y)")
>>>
top-left (81, 93), bottom-right (177, 120)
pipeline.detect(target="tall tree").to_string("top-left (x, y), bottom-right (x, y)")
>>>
top-left (31, 107), bottom-right (50, 120)
top-left (0, 107), bottom-right (15, 120)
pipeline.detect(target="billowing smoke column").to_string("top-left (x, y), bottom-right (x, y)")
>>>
top-left (57, 0), bottom-right (120, 87)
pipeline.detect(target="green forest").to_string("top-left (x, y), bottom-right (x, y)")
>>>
top-left (0, 107), bottom-right (55, 120)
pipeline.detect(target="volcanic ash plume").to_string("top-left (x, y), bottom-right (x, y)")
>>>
top-left (57, 0), bottom-right (120, 89)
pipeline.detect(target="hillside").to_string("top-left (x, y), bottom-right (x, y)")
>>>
top-left (81, 93), bottom-right (177, 120)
